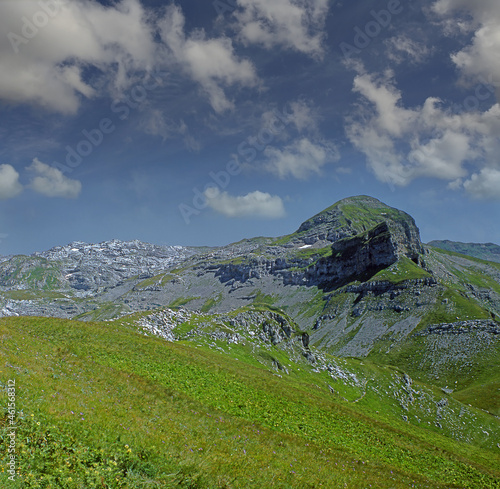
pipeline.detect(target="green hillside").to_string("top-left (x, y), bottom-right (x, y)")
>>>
top-left (1, 315), bottom-right (499, 488)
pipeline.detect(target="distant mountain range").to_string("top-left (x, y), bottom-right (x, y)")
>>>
top-left (429, 240), bottom-right (500, 263)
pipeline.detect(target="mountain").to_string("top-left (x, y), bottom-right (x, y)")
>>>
top-left (429, 239), bottom-right (500, 263)
top-left (0, 239), bottom-right (202, 317)
top-left (1, 195), bottom-right (499, 487)
top-left (1, 196), bottom-right (499, 340)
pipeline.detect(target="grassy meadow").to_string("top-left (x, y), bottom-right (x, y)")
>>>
top-left (0, 315), bottom-right (499, 488)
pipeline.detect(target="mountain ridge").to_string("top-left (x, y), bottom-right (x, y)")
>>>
top-left (429, 239), bottom-right (500, 263)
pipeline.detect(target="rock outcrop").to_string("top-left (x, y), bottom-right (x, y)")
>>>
top-left (415, 319), bottom-right (500, 336)
top-left (215, 217), bottom-right (425, 290)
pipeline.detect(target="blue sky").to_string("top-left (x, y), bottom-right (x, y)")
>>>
top-left (1, 0), bottom-right (500, 255)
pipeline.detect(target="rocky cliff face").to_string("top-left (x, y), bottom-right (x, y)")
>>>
top-left (215, 209), bottom-right (425, 290)
top-left (290, 222), bottom-right (401, 288)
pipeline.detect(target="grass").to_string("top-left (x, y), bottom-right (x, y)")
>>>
top-left (200, 293), bottom-right (223, 313)
top-left (449, 266), bottom-right (500, 296)
top-left (271, 197), bottom-right (416, 248)
top-left (1, 290), bottom-right (69, 300)
top-left (453, 378), bottom-right (500, 417)
top-left (270, 234), bottom-right (295, 246)
top-left (0, 256), bottom-right (64, 291)
top-left (215, 256), bottom-right (249, 266)
top-left (372, 257), bottom-right (432, 284)
top-left (339, 202), bottom-right (412, 234)
top-left (429, 242), bottom-right (500, 264)
top-left (252, 290), bottom-right (278, 308)
top-left (134, 273), bottom-right (178, 290)
top-left (419, 288), bottom-right (491, 327)
top-left (73, 302), bottom-right (131, 321)
top-left (368, 318), bottom-right (500, 416)
top-left (296, 289), bottom-right (327, 320)
top-left (0, 316), bottom-right (499, 488)
top-left (430, 247), bottom-right (500, 272)
top-left (289, 247), bottom-right (333, 260)
top-left (168, 296), bottom-right (200, 309)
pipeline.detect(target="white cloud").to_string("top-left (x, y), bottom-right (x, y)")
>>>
top-left (204, 188), bottom-right (285, 218)
top-left (385, 35), bottom-right (432, 64)
top-left (432, 0), bottom-right (500, 25)
top-left (432, 0), bottom-right (500, 100)
top-left (233, 0), bottom-right (329, 58)
top-left (264, 138), bottom-right (339, 179)
top-left (346, 68), bottom-right (500, 191)
top-left (0, 164), bottom-right (23, 200)
top-left (463, 168), bottom-right (500, 200)
top-left (159, 5), bottom-right (258, 112)
top-left (257, 99), bottom-right (320, 147)
top-left (0, 1), bottom-right (259, 115)
top-left (408, 129), bottom-right (473, 180)
top-left (28, 158), bottom-right (81, 198)
top-left (351, 70), bottom-right (416, 137)
top-left (0, 0), bottom-right (157, 114)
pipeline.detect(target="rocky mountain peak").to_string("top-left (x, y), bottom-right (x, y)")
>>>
top-left (294, 195), bottom-right (424, 261)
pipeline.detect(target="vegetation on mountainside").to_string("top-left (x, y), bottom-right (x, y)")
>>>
top-left (0, 256), bottom-right (64, 290)
top-left (1, 316), bottom-right (499, 488)
top-left (372, 257), bottom-right (431, 284)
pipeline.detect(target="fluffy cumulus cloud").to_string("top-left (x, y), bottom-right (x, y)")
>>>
top-left (264, 138), bottom-right (339, 180)
top-left (159, 5), bottom-right (258, 112)
top-left (0, 0), bottom-right (260, 115)
top-left (432, 0), bottom-right (500, 100)
top-left (28, 158), bottom-right (81, 198)
top-left (346, 68), bottom-right (500, 196)
top-left (233, 0), bottom-right (330, 58)
top-left (204, 188), bottom-right (285, 218)
top-left (0, 0), bottom-right (157, 114)
top-left (463, 168), bottom-right (500, 200)
top-left (0, 164), bottom-right (23, 200)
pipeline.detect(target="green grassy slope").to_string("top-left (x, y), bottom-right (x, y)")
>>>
top-left (1, 316), bottom-right (499, 488)
top-left (368, 322), bottom-right (500, 417)
top-left (372, 256), bottom-right (432, 284)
